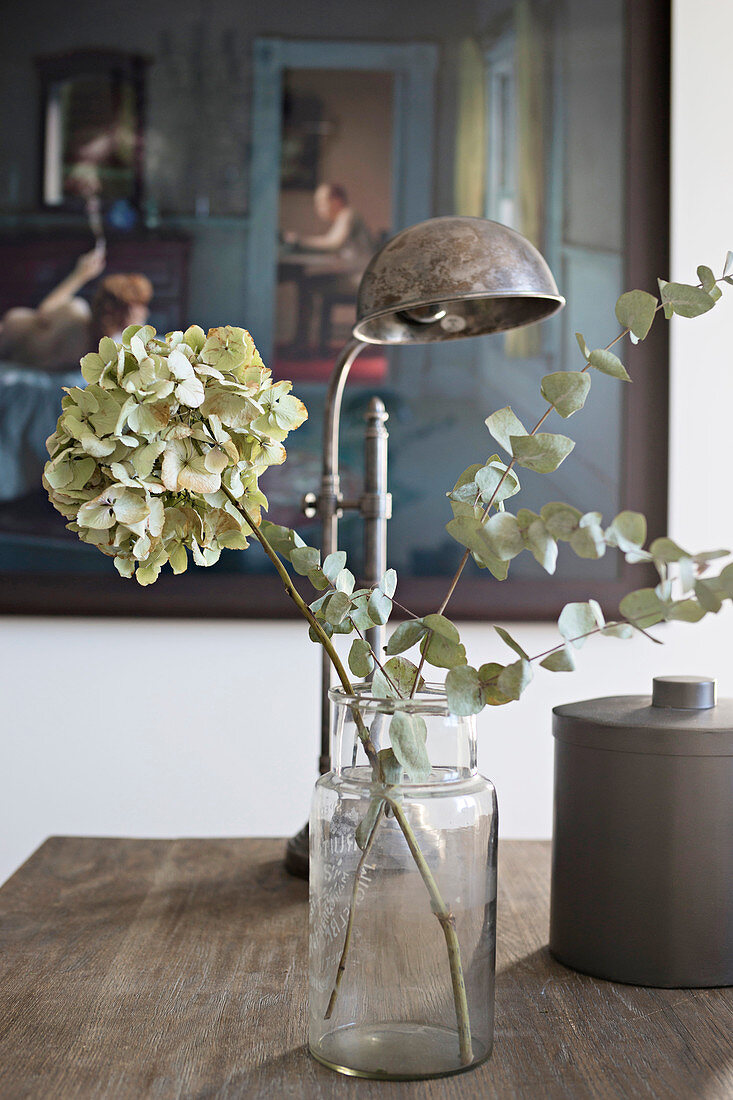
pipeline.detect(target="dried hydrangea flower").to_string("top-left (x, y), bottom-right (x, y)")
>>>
top-left (43, 324), bottom-right (307, 585)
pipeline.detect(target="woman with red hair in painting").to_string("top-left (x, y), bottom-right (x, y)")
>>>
top-left (0, 245), bottom-right (153, 371)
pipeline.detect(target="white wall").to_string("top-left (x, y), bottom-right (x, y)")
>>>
top-left (2, 0), bottom-right (732, 884)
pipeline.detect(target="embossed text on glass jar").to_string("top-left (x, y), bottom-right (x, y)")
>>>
top-left (309, 685), bottom-right (497, 1080)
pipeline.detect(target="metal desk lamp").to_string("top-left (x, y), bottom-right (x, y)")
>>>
top-left (285, 215), bottom-right (564, 877)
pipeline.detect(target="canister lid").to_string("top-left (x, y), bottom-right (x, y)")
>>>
top-left (652, 675), bottom-right (716, 709)
top-left (553, 683), bottom-right (733, 756)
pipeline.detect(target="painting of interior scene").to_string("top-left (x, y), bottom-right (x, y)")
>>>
top-left (275, 69), bottom-right (391, 385)
top-left (0, 0), bottom-right (637, 613)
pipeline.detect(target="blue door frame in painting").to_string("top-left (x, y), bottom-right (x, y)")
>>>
top-left (245, 38), bottom-right (438, 364)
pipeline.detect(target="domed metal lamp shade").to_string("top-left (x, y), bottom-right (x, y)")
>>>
top-left (285, 216), bottom-right (564, 878)
top-left (354, 216), bottom-right (564, 344)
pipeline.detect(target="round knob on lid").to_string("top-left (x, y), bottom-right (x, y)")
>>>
top-left (652, 676), bottom-right (716, 709)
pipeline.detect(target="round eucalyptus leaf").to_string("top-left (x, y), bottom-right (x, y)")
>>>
top-left (615, 289), bottom-right (657, 341)
top-left (618, 588), bottom-right (666, 629)
top-left (697, 265), bottom-right (717, 292)
top-left (511, 433), bottom-right (575, 474)
top-left (389, 712), bottom-right (431, 782)
top-left (419, 614), bottom-right (467, 670)
top-left (485, 406), bottom-right (527, 456)
top-left (349, 595), bottom-right (377, 632)
top-left (569, 523), bottom-right (606, 560)
top-left (494, 625), bottom-right (528, 660)
top-left (445, 665), bottom-right (484, 716)
top-left (348, 638), bottom-right (374, 678)
top-left (307, 567), bottom-right (330, 591)
top-left (694, 579), bottom-right (723, 614)
top-left (539, 646), bottom-right (575, 672)
top-left (497, 658), bottom-right (533, 701)
top-left (601, 622), bottom-right (634, 639)
top-left (588, 349), bottom-right (631, 381)
top-left (450, 463), bottom-right (484, 497)
top-left (667, 598), bottom-right (706, 623)
top-left (558, 602), bottom-right (601, 648)
top-left (325, 590), bottom-right (352, 625)
top-left (335, 568), bottom-right (355, 595)
top-left (482, 512), bottom-right (524, 561)
top-left (373, 656), bottom-right (423, 699)
top-left (525, 517), bottom-right (557, 574)
top-left (541, 502), bottom-right (582, 541)
top-left (386, 619), bottom-right (428, 656)
top-left (322, 550), bottom-right (347, 583)
top-left (290, 545), bottom-right (320, 576)
top-left (717, 563), bottom-right (733, 598)
top-left (445, 515), bottom-right (512, 579)
top-left (368, 588), bottom-right (392, 626)
top-left (477, 662), bottom-right (511, 707)
top-left (649, 537), bottom-right (690, 563)
top-left (381, 568), bottom-right (397, 598)
top-left (658, 279), bottom-right (716, 319)
top-left (540, 371), bottom-right (591, 418)
top-left (606, 510), bottom-right (647, 553)
top-left (378, 747), bottom-right (403, 786)
top-left (575, 332), bottom-right (590, 360)
top-left (475, 458), bottom-right (521, 504)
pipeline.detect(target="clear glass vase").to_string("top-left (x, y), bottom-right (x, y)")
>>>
top-left (309, 684), bottom-right (497, 1080)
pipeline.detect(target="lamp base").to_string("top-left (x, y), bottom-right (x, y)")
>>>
top-left (285, 822), bottom-right (310, 879)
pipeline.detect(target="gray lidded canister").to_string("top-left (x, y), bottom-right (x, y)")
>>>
top-left (550, 676), bottom-right (733, 987)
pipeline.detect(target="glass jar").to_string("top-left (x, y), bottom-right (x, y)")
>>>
top-left (309, 684), bottom-right (497, 1080)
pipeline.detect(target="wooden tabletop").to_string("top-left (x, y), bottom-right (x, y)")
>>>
top-left (1, 838), bottom-right (731, 1099)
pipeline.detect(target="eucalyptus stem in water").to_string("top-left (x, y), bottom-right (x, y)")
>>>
top-left (221, 484), bottom-right (475, 1062)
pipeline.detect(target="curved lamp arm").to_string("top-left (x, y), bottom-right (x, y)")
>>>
top-left (316, 337), bottom-right (368, 772)
top-left (319, 337), bottom-right (365, 557)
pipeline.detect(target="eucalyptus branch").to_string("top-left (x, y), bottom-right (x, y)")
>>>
top-left (220, 484), bottom-right (384, 776)
top-left (324, 799), bottom-right (385, 1019)
top-left (432, 363), bottom-right (592, 624)
top-left (527, 618), bottom-right (662, 665)
top-left (410, 370), bottom-right (589, 696)
top-left (348, 618), bottom-right (402, 697)
top-left (387, 795), bottom-right (474, 1065)
top-left (390, 596), bottom-right (422, 620)
top-left (413, 272), bottom-right (724, 696)
top-left (221, 483), bottom-right (474, 1050)
top-left (429, 275), bottom-right (726, 628)
top-left (311, 570), bottom-right (404, 698)
top-left (413, 266), bottom-right (733, 704)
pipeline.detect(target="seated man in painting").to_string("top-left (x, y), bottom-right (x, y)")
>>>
top-left (284, 182), bottom-right (374, 354)
top-left (0, 246), bottom-right (152, 371)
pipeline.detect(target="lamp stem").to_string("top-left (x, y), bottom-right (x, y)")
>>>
top-left (287, 339), bottom-right (390, 879)
top-left (362, 396), bottom-right (390, 661)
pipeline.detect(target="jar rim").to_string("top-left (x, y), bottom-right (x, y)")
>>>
top-left (329, 681), bottom-right (452, 715)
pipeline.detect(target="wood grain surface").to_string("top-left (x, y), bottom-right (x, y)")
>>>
top-left (0, 837), bottom-right (731, 1099)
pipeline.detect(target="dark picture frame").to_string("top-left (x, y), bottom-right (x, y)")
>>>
top-left (0, 2), bottom-right (670, 621)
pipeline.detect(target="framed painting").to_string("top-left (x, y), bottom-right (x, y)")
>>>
top-left (37, 50), bottom-right (148, 213)
top-left (0, 0), bottom-right (669, 620)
